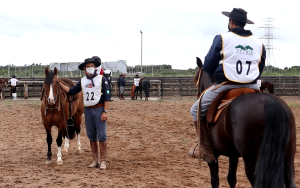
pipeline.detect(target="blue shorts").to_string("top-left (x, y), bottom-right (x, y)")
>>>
top-left (84, 106), bottom-right (107, 142)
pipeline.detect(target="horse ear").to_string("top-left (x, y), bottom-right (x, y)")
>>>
top-left (54, 67), bottom-right (58, 75)
top-left (196, 57), bottom-right (203, 68)
top-left (45, 67), bottom-right (49, 75)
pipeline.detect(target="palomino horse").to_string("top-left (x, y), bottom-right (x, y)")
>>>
top-left (195, 57), bottom-right (296, 187)
top-left (260, 80), bottom-right (274, 94)
top-left (41, 67), bottom-right (83, 165)
top-left (0, 78), bottom-right (8, 100)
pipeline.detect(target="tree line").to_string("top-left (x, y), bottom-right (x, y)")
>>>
top-left (1, 64), bottom-right (300, 78)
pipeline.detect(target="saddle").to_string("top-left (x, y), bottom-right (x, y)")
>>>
top-left (206, 88), bottom-right (261, 123)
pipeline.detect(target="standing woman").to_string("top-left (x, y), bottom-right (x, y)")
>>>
top-left (60, 57), bottom-right (111, 170)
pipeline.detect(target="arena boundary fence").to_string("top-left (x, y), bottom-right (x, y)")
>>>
top-left (0, 76), bottom-right (299, 99)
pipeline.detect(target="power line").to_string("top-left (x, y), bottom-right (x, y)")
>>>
top-left (257, 17), bottom-right (276, 75)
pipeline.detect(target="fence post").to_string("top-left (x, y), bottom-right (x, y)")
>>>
top-left (158, 80), bottom-right (161, 98)
top-left (161, 78), bottom-right (163, 99)
top-left (278, 77), bottom-right (281, 97)
top-left (298, 77), bottom-right (300, 98)
top-left (180, 78), bottom-right (182, 100)
top-left (24, 84), bottom-right (28, 99)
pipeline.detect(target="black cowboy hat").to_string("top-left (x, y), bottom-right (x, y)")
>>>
top-left (222, 8), bottom-right (254, 24)
top-left (92, 56), bottom-right (101, 64)
top-left (78, 57), bottom-right (101, 70)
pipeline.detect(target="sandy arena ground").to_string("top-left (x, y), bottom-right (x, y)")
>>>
top-left (0, 96), bottom-right (299, 187)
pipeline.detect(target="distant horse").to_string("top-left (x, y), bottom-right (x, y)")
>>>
top-left (0, 78), bottom-right (8, 100)
top-left (136, 78), bottom-right (150, 100)
top-left (195, 57), bottom-right (296, 187)
top-left (40, 67), bottom-right (84, 165)
top-left (260, 80), bottom-right (274, 94)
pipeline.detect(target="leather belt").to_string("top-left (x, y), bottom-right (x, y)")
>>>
top-left (87, 103), bottom-right (104, 108)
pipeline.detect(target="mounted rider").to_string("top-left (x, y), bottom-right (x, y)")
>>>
top-left (190, 8), bottom-right (266, 163)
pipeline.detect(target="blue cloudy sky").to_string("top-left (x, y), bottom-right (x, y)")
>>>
top-left (0, 0), bottom-right (299, 70)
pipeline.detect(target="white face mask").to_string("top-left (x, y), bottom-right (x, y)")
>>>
top-left (86, 67), bottom-right (95, 75)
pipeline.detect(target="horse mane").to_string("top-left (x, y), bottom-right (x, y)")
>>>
top-left (60, 78), bottom-right (79, 101)
top-left (44, 71), bottom-right (54, 87)
top-left (60, 78), bottom-right (75, 88)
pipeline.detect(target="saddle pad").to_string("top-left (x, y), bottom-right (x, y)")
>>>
top-left (207, 88), bottom-right (259, 123)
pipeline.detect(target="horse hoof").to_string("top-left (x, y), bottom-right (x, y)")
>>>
top-left (57, 160), bottom-right (63, 165)
top-left (63, 148), bottom-right (69, 153)
top-left (45, 160), bottom-right (52, 165)
top-left (76, 149), bottom-right (81, 154)
top-left (188, 150), bottom-right (199, 158)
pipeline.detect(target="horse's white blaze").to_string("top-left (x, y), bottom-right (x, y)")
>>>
top-left (48, 84), bottom-right (55, 104)
top-left (76, 134), bottom-right (81, 151)
top-left (57, 147), bottom-right (62, 163)
top-left (64, 137), bottom-right (69, 152)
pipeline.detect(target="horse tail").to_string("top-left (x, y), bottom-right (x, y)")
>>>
top-left (64, 116), bottom-right (76, 139)
top-left (254, 97), bottom-right (290, 187)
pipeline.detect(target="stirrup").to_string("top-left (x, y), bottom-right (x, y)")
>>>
top-left (67, 118), bottom-right (74, 126)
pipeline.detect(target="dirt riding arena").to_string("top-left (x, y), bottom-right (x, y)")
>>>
top-left (0, 96), bottom-right (299, 187)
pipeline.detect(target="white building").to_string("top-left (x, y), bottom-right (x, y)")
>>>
top-left (50, 62), bottom-right (81, 71)
top-left (102, 60), bottom-right (127, 73)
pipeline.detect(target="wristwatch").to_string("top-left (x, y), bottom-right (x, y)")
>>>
top-left (103, 110), bottom-right (108, 113)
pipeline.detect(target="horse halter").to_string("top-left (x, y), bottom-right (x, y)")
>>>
top-left (42, 80), bottom-right (62, 115)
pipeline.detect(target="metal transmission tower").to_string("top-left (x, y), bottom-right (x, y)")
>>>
top-left (258, 17), bottom-right (276, 75)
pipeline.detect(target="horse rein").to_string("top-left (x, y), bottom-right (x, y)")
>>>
top-left (196, 68), bottom-right (203, 87)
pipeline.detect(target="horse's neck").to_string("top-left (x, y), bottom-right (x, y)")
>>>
top-left (202, 71), bottom-right (215, 90)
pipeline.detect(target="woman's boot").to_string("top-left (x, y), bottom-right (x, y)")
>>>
top-left (99, 141), bottom-right (107, 170)
top-left (88, 141), bottom-right (100, 168)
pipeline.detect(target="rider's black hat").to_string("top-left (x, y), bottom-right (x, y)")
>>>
top-left (222, 8), bottom-right (254, 24)
top-left (78, 57), bottom-right (101, 70)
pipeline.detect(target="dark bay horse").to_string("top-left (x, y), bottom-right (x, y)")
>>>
top-left (0, 78), bottom-right (8, 100)
top-left (260, 80), bottom-right (274, 94)
top-left (137, 78), bottom-right (150, 100)
top-left (41, 67), bottom-right (84, 165)
top-left (195, 57), bottom-right (296, 187)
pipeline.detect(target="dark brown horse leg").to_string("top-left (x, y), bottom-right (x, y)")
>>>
top-left (46, 129), bottom-right (52, 164)
top-left (208, 161), bottom-right (219, 188)
top-left (227, 157), bottom-right (238, 188)
top-left (243, 161), bottom-right (256, 186)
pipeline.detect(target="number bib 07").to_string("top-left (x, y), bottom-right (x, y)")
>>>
top-left (220, 32), bottom-right (263, 83)
top-left (81, 75), bottom-right (103, 107)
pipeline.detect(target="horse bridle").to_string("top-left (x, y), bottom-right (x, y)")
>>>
top-left (42, 79), bottom-right (67, 116)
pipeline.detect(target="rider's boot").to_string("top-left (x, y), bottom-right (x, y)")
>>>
top-left (99, 141), bottom-right (107, 170)
top-left (199, 117), bottom-right (216, 163)
top-left (88, 141), bottom-right (100, 168)
top-left (120, 94), bottom-right (125, 100)
top-left (188, 121), bottom-right (200, 158)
